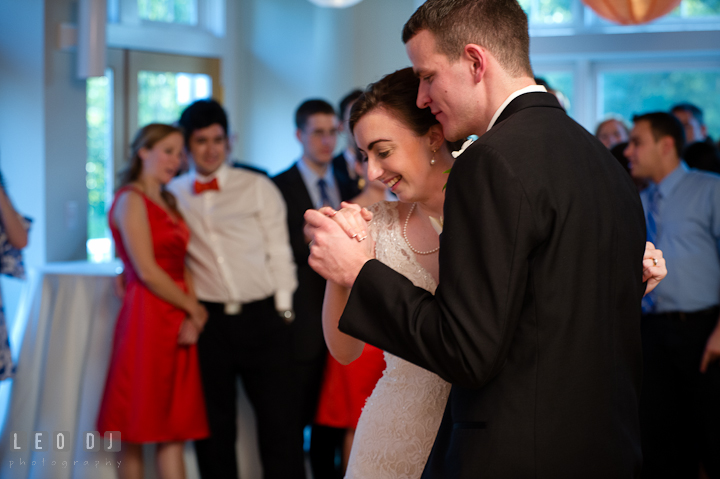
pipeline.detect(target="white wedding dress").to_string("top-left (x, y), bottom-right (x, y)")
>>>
top-left (345, 201), bottom-right (451, 479)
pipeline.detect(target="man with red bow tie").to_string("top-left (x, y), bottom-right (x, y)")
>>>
top-left (167, 99), bottom-right (304, 479)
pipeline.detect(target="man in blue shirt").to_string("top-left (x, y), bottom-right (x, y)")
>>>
top-left (625, 112), bottom-right (720, 479)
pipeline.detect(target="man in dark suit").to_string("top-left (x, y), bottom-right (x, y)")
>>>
top-left (304, 1), bottom-right (649, 477)
top-left (332, 89), bottom-right (364, 198)
top-left (272, 99), bottom-right (357, 479)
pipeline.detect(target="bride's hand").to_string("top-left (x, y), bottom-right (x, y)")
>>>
top-left (318, 202), bottom-right (373, 242)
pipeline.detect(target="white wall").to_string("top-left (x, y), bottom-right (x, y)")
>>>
top-left (238, 0), bottom-right (417, 175)
top-left (44, 0), bottom-right (92, 263)
top-left (0, 0), bottom-right (47, 268)
top-left (0, 0), bottom-right (47, 333)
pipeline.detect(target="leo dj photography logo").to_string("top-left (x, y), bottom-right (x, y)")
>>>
top-left (8, 431), bottom-right (122, 470)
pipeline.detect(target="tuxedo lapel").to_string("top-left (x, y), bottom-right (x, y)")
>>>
top-left (287, 164), bottom-right (314, 212)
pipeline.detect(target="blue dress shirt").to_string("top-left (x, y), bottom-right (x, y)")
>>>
top-left (641, 162), bottom-right (720, 313)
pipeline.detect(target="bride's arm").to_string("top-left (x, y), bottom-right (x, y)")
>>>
top-left (323, 280), bottom-right (366, 364)
top-left (319, 201), bottom-right (378, 364)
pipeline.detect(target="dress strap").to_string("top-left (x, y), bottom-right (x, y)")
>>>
top-left (115, 184), bottom-right (145, 197)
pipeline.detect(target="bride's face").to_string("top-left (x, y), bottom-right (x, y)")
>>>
top-left (354, 108), bottom-right (443, 204)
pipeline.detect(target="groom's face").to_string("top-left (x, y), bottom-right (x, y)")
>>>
top-left (406, 30), bottom-right (477, 142)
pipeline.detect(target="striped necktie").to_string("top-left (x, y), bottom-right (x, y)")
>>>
top-left (317, 178), bottom-right (333, 208)
top-left (646, 184), bottom-right (661, 244)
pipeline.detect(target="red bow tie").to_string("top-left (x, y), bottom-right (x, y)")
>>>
top-left (194, 177), bottom-right (219, 194)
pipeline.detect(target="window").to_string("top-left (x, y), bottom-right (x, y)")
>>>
top-left (522, 0), bottom-right (720, 32)
top-left (138, 71), bottom-right (211, 127)
top-left (669, 0), bottom-right (720, 19)
top-left (109, 0), bottom-right (225, 37)
top-left (519, 0), bottom-right (575, 25)
top-left (85, 50), bottom-right (220, 262)
top-left (138, 0), bottom-right (197, 25)
top-left (599, 67), bottom-right (720, 136)
top-left (86, 71), bottom-right (114, 263)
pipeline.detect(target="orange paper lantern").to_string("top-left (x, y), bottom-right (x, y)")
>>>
top-left (582, 0), bottom-right (682, 24)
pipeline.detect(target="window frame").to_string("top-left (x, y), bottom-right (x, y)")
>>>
top-left (528, 0), bottom-right (720, 36)
top-left (108, 0), bottom-right (226, 37)
top-left (593, 57), bottom-right (720, 128)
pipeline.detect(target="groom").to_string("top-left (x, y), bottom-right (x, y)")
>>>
top-left (305, 0), bottom-right (648, 477)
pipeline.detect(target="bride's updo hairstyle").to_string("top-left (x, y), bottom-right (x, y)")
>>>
top-left (349, 67), bottom-right (438, 139)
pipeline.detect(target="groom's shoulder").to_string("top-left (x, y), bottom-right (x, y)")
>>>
top-left (482, 105), bottom-right (594, 159)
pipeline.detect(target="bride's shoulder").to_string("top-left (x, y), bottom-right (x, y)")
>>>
top-left (368, 200), bottom-right (399, 223)
top-left (367, 200), bottom-right (399, 241)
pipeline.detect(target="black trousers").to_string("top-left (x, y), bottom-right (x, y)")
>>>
top-left (640, 306), bottom-right (720, 479)
top-left (291, 354), bottom-right (341, 479)
top-left (194, 298), bottom-right (306, 479)
top-left (309, 425), bottom-right (345, 479)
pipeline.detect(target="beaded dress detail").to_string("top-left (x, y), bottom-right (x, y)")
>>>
top-left (345, 201), bottom-right (451, 479)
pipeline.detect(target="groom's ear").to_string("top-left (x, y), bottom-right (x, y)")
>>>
top-left (464, 44), bottom-right (487, 84)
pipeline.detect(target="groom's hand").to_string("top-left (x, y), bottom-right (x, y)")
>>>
top-left (304, 209), bottom-right (374, 288)
top-left (642, 241), bottom-right (666, 296)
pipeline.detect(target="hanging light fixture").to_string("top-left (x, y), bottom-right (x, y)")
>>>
top-left (582, 0), bottom-right (682, 25)
top-left (307, 0), bottom-right (364, 7)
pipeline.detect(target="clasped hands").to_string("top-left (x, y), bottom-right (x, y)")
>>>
top-left (178, 302), bottom-right (208, 346)
top-left (304, 202), bottom-right (376, 288)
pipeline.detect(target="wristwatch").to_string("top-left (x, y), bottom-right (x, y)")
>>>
top-left (278, 309), bottom-right (295, 324)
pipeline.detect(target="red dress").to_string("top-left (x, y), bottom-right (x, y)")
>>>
top-left (314, 344), bottom-right (386, 428)
top-left (97, 186), bottom-right (209, 443)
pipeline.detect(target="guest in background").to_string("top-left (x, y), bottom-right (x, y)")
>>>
top-left (625, 112), bottom-right (720, 479)
top-left (596, 115), bottom-right (630, 149)
top-left (611, 141), bottom-right (647, 191)
top-left (272, 99), bottom-right (357, 479)
top-left (671, 103), bottom-right (720, 173)
top-left (683, 140), bottom-right (720, 173)
top-left (333, 90), bottom-right (364, 198)
top-left (671, 102), bottom-right (712, 145)
top-left (0, 171), bottom-right (29, 381)
top-left (97, 123), bottom-right (209, 479)
top-left (166, 99), bottom-right (302, 479)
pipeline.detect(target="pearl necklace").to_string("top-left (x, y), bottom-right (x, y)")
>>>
top-left (403, 203), bottom-right (440, 255)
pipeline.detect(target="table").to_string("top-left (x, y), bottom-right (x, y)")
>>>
top-left (0, 261), bottom-right (262, 479)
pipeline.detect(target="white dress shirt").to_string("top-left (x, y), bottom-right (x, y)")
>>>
top-left (167, 163), bottom-right (297, 312)
top-left (487, 85), bottom-right (548, 131)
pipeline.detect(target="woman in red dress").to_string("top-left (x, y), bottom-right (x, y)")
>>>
top-left (97, 123), bottom-right (209, 479)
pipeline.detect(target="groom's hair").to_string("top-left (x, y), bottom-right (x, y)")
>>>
top-left (348, 68), bottom-right (438, 138)
top-left (402, 0), bottom-right (533, 79)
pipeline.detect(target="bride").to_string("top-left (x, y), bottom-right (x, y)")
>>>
top-left (320, 68), bottom-right (666, 479)
top-left (323, 67), bottom-right (451, 479)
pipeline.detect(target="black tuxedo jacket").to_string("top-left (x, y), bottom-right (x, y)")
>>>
top-left (273, 163), bottom-right (356, 361)
top-left (339, 93), bottom-right (646, 478)
top-left (332, 151), bottom-right (362, 198)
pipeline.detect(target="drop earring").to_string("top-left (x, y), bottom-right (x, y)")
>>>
top-left (430, 149), bottom-right (437, 165)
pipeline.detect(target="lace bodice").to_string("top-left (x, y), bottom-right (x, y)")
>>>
top-left (345, 201), bottom-right (451, 479)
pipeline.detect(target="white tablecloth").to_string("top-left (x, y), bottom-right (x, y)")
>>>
top-left (0, 261), bottom-right (262, 479)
